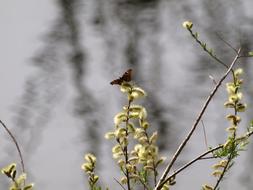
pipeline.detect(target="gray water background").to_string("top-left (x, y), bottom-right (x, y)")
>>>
top-left (1, 0), bottom-right (253, 189)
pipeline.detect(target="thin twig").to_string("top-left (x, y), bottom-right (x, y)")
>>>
top-left (238, 55), bottom-right (253, 58)
top-left (159, 127), bottom-right (253, 188)
top-left (161, 145), bottom-right (223, 187)
top-left (199, 156), bottom-right (218, 160)
top-left (0, 119), bottom-right (25, 173)
top-left (201, 120), bottom-right (208, 150)
top-left (138, 177), bottom-right (150, 190)
top-left (114, 178), bottom-right (127, 190)
top-left (154, 48), bottom-right (241, 190)
top-left (215, 33), bottom-right (238, 54)
top-left (163, 127), bottom-right (253, 188)
top-left (188, 28), bottom-right (228, 69)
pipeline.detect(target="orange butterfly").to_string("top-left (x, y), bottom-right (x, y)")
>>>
top-left (110, 69), bottom-right (132, 85)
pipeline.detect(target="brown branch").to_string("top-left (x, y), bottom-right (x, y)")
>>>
top-left (154, 48), bottom-right (241, 190)
top-left (158, 123), bottom-right (253, 188)
top-left (161, 145), bottom-right (223, 187)
top-left (0, 119), bottom-right (25, 173)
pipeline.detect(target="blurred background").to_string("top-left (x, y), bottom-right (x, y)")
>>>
top-left (0, 0), bottom-right (253, 189)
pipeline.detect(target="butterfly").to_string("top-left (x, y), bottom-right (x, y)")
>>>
top-left (110, 69), bottom-right (132, 85)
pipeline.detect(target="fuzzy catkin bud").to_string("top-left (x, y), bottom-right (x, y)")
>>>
top-left (202, 184), bottom-right (214, 190)
top-left (182, 21), bottom-right (193, 29)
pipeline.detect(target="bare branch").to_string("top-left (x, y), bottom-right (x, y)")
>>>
top-left (161, 145), bottom-right (223, 187)
top-left (201, 120), bottom-right (208, 150)
top-left (215, 33), bottom-right (238, 54)
top-left (0, 119), bottom-right (25, 173)
top-left (154, 48), bottom-right (241, 190)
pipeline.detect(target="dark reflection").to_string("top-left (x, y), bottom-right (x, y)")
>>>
top-left (115, 0), bottom-right (172, 150)
top-left (5, 0), bottom-right (253, 189)
top-left (91, 0), bottom-right (173, 152)
top-left (60, 0), bottom-right (101, 154)
top-left (13, 0), bottom-right (101, 161)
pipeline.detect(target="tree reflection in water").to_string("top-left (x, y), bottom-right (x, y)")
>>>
top-left (7, 0), bottom-right (253, 189)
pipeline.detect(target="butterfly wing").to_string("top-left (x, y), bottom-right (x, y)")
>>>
top-left (110, 79), bottom-right (123, 85)
top-left (110, 69), bottom-right (132, 85)
top-left (121, 69), bottom-right (132, 82)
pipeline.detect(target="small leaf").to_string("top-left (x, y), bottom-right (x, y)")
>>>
top-left (201, 43), bottom-right (207, 49)
top-left (194, 32), bottom-right (199, 38)
top-left (11, 170), bottom-right (16, 179)
top-left (24, 183), bottom-right (34, 190)
top-left (202, 184), bottom-right (214, 190)
top-left (237, 103), bottom-right (247, 112)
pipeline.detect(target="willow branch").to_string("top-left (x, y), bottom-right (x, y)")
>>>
top-left (114, 178), bottom-right (127, 190)
top-left (161, 145), bottom-right (223, 187)
top-left (0, 119), bottom-right (25, 173)
top-left (161, 125), bottom-right (253, 188)
top-left (155, 48), bottom-right (241, 190)
top-left (187, 27), bottom-right (228, 69)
